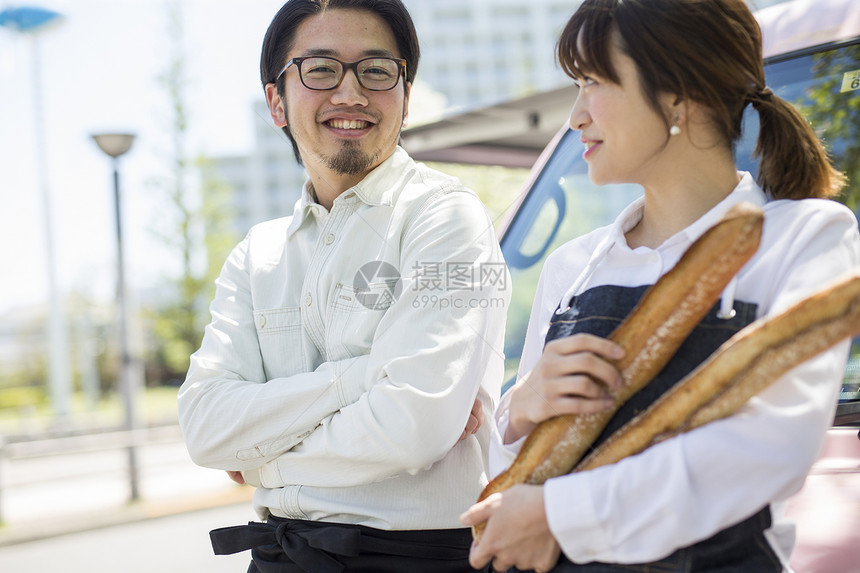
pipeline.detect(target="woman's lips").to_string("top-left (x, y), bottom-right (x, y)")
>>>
top-left (582, 138), bottom-right (602, 159)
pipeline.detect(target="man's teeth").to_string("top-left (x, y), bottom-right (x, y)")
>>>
top-left (329, 119), bottom-right (369, 129)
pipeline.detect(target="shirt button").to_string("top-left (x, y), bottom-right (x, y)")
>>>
top-left (256, 314), bottom-right (266, 328)
top-left (325, 233), bottom-right (335, 245)
top-left (305, 293), bottom-right (312, 306)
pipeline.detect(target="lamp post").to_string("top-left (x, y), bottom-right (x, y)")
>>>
top-left (92, 132), bottom-right (139, 502)
top-left (0, 6), bottom-right (70, 424)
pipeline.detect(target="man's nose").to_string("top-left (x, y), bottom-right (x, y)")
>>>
top-left (331, 69), bottom-right (368, 106)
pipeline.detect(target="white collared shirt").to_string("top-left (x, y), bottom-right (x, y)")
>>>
top-left (491, 173), bottom-right (860, 566)
top-left (179, 147), bottom-right (510, 529)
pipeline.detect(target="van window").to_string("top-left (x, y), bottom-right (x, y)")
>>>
top-left (499, 38), bottom-right (860, 394)
top-left (500, 131), bottom-right (641, 386)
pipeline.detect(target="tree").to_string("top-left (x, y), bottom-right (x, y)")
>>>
top-left (144, 0), bottom-right (237, 384)
top-left (798, 45), bottom-right (860, 211)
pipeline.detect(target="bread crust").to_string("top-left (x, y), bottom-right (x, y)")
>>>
top-left (575, 271), bottom-right (860, 472)
top-left (472, 203), bottom-right (764, 539)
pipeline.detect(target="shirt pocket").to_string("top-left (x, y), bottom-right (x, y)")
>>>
top-left (254, 307), bottom-right (306, 379)
top-left (327, 281), bottom-right (397, 360)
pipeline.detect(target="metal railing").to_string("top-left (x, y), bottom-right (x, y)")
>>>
top-left (0, 424), bottom-right (183, 525)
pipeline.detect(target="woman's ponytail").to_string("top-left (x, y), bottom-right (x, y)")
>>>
top-left (559, 0), bottom-right (847, 201)
top-left (750, 88), bottom-right (846, 199)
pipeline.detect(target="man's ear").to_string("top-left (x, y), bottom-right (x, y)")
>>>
top-left (265, 83), bottom-right (287, 127)
top-left (402, 81), bottom-right (411, 128)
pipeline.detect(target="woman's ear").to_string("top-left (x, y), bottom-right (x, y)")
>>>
top-left (265, 83), bottom-right (287, 128)
top-left (668, 95), bottom-right (689, 129)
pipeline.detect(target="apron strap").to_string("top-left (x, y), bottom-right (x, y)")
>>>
top-left (210, 521), bottom-right (356, 573)
top-left (210, 519), bottom-right (472, 572)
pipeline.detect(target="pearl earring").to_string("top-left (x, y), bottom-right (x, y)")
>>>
top-left (670, 124), bottom-right (681, 136)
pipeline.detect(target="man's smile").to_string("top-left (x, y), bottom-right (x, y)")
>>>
top-left (326, 118), bottom-right (372, 130)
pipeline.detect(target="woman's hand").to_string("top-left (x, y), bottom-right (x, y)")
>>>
top-left (461, 485), bottom-right (561, 573)
top-left (506, 334), bottom-right (624, 443)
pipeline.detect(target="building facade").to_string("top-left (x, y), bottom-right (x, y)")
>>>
top-left (211, 0), bottom-right (582, 236)
top-left (210, 0), bottom-right (790, 236)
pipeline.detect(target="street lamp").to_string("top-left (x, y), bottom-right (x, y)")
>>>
top-left (0, 5), bottom-right (70, 424)
top-left (0, 6), bottom-right (63, 31)
top-left (92, 132), bottom-right (139, 502)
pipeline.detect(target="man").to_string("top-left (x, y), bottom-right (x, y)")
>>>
top-left (177, 1), bottom-right (509, 571)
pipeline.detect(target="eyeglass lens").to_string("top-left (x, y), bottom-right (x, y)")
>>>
top-left (300, 57), bottom-right (402, 90)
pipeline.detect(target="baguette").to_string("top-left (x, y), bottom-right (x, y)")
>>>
top-left (575, 271), bottom-right (860, 472)
top-left (474, 202), bottom-right (763, 539)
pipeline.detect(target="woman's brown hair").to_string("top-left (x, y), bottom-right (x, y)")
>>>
top-left (557, 0), bottom-right (845, 200)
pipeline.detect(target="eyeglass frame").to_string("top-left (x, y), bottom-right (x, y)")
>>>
top-left (275, 56), bottom-right (408, 91)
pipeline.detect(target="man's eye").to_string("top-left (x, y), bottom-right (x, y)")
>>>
top-left (363, 67), bottom-right (394, 78)
top-left (359, 59), bottom-right (397, 79)
top-left (303, 59), bottom-right (339, 76)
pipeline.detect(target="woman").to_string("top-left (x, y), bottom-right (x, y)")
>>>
top-left (461, 0), bottom-right (860, 571)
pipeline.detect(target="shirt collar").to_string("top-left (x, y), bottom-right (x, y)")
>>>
top-left (680, 171), bottom-right (767, 245)
top-left (286, 181), bottom-right (324, 237)
top-left (350, 145), bottom-right (411, 207)
top-left (285, 146), bottom-right (412, 238)
top-left (608, 171), bottom-right (767, 251)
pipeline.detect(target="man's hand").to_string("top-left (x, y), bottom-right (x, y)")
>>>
top-left (458, 398), bottom-right (484, 442)
top-left (460, 484), bottom-right (561, 573)
top-left (226, 470), bottom-right (245, 485)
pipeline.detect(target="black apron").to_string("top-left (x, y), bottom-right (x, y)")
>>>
top-left (520, 284), bottom-right (781, 573)
top-left (209, 515), bottom-right (487, 573)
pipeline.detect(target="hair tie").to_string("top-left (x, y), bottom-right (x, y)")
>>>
top-left (748, 86), bottom-right (774, 109)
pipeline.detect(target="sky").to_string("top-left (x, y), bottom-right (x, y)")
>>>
top-left (0, 0), bottom-right (297, 315)
top-left (0, 0), bottom-right (795, 320)
top-left (0, 0), bottom-right (791, 318)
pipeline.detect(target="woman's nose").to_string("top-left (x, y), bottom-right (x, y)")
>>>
top-left (569, 92), bottom-right (589, 131)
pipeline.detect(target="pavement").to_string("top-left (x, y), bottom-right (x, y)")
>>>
top-left (0, 481), bottom-right (254, 547)
top-left (0, 501), bottom-right (258, 572)
top-left (0, 426), bottom-right (256, 547)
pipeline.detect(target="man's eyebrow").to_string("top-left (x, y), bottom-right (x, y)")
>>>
top-left (301, 48), bottom-right (399, 58)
